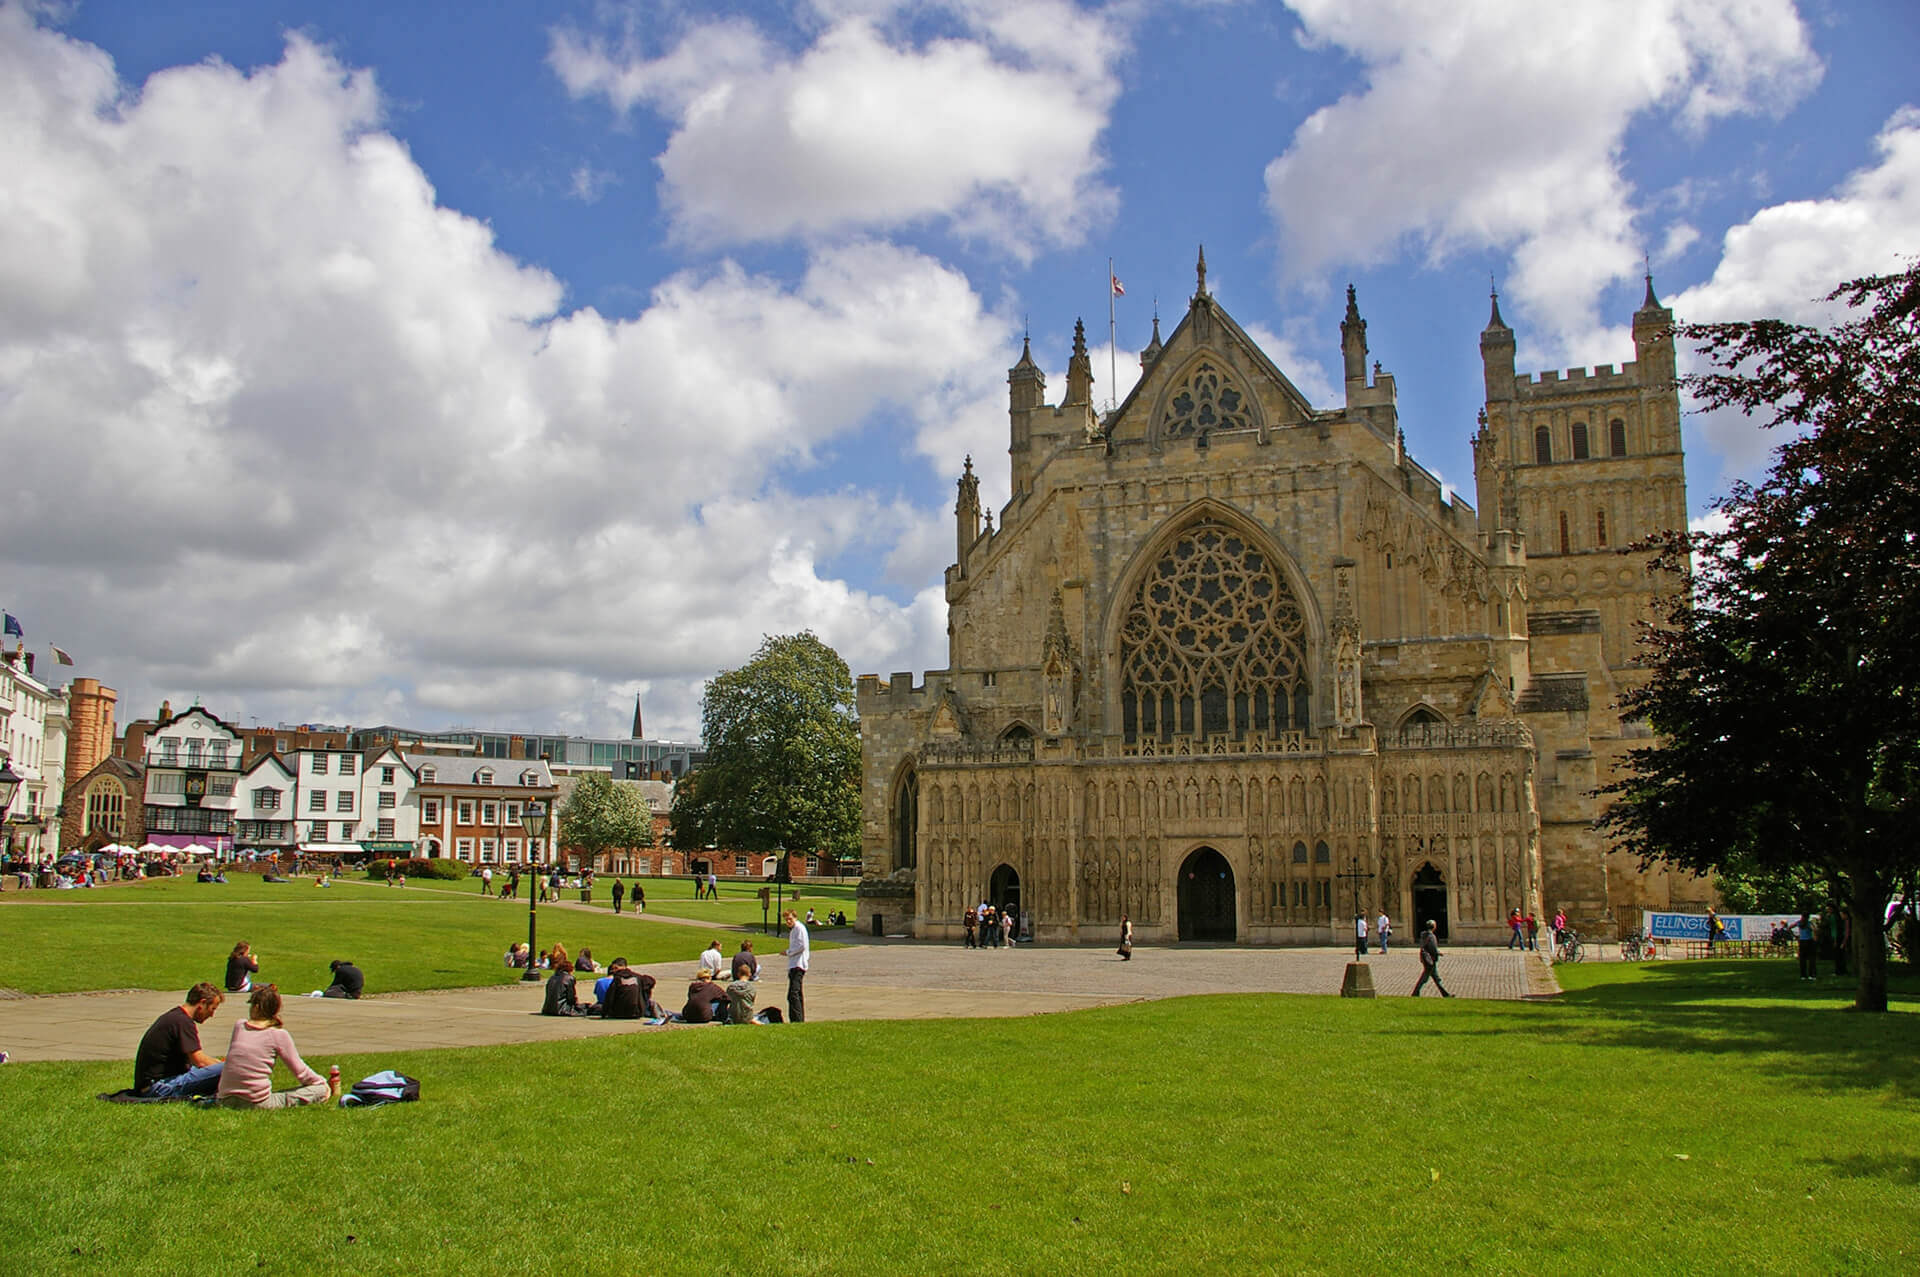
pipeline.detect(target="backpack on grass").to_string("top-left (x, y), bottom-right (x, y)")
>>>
top-left (341, 1070), bottom-right (420, 1108)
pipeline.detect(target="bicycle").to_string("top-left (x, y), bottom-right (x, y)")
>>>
top-left (1554, 929), bottom-right (1585, 963)
top-left (1620, 929), bottom-right (1652, 961)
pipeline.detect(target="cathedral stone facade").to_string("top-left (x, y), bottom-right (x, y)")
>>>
top-left (856, 253), bottom-right (1711, 944)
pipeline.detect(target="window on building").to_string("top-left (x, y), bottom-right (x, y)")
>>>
top-left (1317, 881), bottom-right (1332, 909)
top-left (253, 789), bottom-right (280, 812)
top-left (1534, 426), bottom-right (1552, 464)
top-left (481, 801), bottom-right (499, 826)
top-left (521, 769), bottom-right (541, 787)
top-left (734, 854), bottom-right (749, 875)
top-left (150, 773), bottom-right (185, 795)
top-left (475, 768), bottom-right (494, 786)
top-left (307, 822), bottom-right (327, 841)
top-left (1118, 521), bottom-right (1310, 745)
top-left (186, 740), bottom-right (204, 767)
top-left (981, 671), bottom-right (997, 688)
top-left (504, 801), bottom-right (520, 825)
top-left (1609, 419), bottom-right (1627, 457)
top-left (1292, 880), bottom-right (1306, 908)
top-left (210, 775), bottom-right (236, 796)
top-left (277, 738), bottom-right (289, 751)
top-left (806, 855), bottom-right (820, 875)
top-left (209, 740), bottom-right (230, 766)
top-left (418, 766), bottom-right (435, 783)
top-left (421, 799), bottom-right (441, 824)
top-left (456, 837), bottom-right (475, 860)
top-left (312, 754), bottom-right (328, 775)
top-left (337, 791), bottom-right (355, 813)
top-left (1571, 422), bottom-right (1590, 459)
top-left (309, 790), bottom-right (327, 811)
top-left (377, 818), bottom-right (395, 839)
top-left (160, 738), bottom-right (179, 764)
top-left (1596, 509), bottom-right (1609, 548)
top-left (1313, 841), bottom-right (1331, 865)
top-left (84, 787), bottom-right (124, 836)
top-left (456, 800), bottom-right (475, 824)
top-left (504, 837), bottom-right (521, 860)
top-left (339, 755), bottom-right (356, 775)
top-left (1292, 841), bottom-right (1308, 864)
top-left (378, 791), bottom-right (396, 809)
top-left (382, 766), bottom-right (396, 783)
top-left (479, 837), bottom-right (497, 862)
top-left (1559, 512), bottom-right (1571, 555)
top-left (338, 822), bottom-right (355, 841)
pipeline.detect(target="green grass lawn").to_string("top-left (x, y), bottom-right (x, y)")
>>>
top-left (0, 877), bottom-right (722, 995)
top-left (2, 961), bottom-right (1915, 1273)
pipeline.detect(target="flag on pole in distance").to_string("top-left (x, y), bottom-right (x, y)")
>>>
top-left (1110, 273), bottom-right (1125, 297)
top-left (51, 645), bottom-right (75, 666)
top-left (2, 613), bottom-right (20, 638)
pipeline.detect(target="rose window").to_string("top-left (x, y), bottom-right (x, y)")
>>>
top-left (1120, 523), bottom-right (1310, 743)
top-left (1162, 362), bottom-right (1252, 440)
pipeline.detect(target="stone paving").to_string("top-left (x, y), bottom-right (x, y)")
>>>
top-left (0, 937), bottom-right (1553, 1064)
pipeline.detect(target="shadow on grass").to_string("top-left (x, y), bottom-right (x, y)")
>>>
top-left (1528, 960), bottom-right (1920, 1101)
top-left (1816, 1153), bottom-right (1920, 1185)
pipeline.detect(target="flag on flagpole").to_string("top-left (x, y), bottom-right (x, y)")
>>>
top-left (50, 645), bottom-right (75, 666)
top-left (1110, 272), bottom-right (1125, 297)
top-left (2, 613), bottom-right (21, 638)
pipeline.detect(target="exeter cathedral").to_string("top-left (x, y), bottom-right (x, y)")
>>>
top-left (855, 251), bottom-right (1711, 944)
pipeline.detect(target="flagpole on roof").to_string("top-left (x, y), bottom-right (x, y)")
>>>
top-left (1108, 258), bottom-right (1120, 414)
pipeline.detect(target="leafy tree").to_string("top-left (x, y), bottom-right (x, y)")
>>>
top-left (669, 631), bottom-right (861, 860)
top-left (559, 773), bottom-right (655, 866)
top-left (1600, 263), bottom-right (1920, 1012)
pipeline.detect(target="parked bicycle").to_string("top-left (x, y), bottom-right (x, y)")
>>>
top-left (1555, 929), bottom-right (1585, 963)
top-left (1620, 929), bottom-right (1653, 960)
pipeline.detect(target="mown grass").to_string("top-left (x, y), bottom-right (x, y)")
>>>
top-left (392, 872), bottom-right (861, 930)
top-left (2, 962), bottom-right (1915, 1274)
top-left (0, 877), bottom-right (720, 994)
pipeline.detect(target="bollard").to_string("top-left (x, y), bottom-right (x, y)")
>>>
top-left (1340, 962), bottom-right (1376, 998)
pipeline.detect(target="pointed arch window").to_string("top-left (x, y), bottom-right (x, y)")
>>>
top-left (1571, 423), bottom-right (1590, 459)
top-left (1559, 512), bottom-right (1571, 554)
top-left (893, 767), bottom-right (918, 871)
top-left (1534, 426), bottom-right (1552, 464)
top-left (1119, 521), bottom-right (1310, 745)
top-left (1609, 419), bottom-right (1627, 456)
top-left (1595, 509), bottom-right (1608, 548)
top-left (1161, 361), bottom-right (1253, 441)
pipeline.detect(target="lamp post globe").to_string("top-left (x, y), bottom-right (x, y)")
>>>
top-left (520, 798), bottom-right (549, 982)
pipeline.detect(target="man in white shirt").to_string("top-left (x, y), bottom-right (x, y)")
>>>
top-left (783, 909), bottom-right (810, 1023)
top-left (1354, 913), bottom-right (1369, 958)
top-left (1376, 910), bottom-right (1391, 954)
top-left (700, 939), bottom-right (725, 976)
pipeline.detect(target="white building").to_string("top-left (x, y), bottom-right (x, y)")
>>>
top-left (142, 706), bottom-right (244, 852)
top-left (235, 753), bottom-right (298, 852)
top-left (1, 647), bottom-right (65, 862)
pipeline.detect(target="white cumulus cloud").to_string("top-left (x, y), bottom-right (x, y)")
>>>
top-left (548, 0), bottom-right (1126, 254)
top-left (1263, 0), bottom-right (1820, 348)
top-left (0, 9), bottom-right (1010, 739)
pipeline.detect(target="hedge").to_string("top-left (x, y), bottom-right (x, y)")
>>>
top-left (364, 857), bottom-right (471, 881)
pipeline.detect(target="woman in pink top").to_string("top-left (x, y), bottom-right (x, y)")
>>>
top-left (215, 985), bottom-right (338, 1109)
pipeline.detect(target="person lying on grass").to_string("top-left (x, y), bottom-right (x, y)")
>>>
top-left (133, 983), bottom-right (225, 1099)
top-left (215, 985), bottom-right (339, 1109)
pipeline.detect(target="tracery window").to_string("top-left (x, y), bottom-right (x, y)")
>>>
top-left (1119, 522), bottom-right (1310, 744)
top-left (1161, 361), bottom-right (1252, 441)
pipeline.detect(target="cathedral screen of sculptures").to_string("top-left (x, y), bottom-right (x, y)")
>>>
top-left (855, 254), bottom-right (1712, 945)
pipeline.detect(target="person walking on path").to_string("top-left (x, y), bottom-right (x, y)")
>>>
top-left (1525, 912), bottom-right (1540, 951)
top-left (1001, 908), bottom-right (1015, 948)
top-left (633, 882), bottom-right (645, 914)
top-left (1376, 910), bottom-right (1391, 955)
top-left (1505, 908), bottom-right (1525, 950)
top-left (480, 866), bottom-right (492, 896)
top-left (1412, 921), bottom-right (1453, 998)
top-left (611, 879), bottom-right (624, 915)
top-left (783, 909), bottom-right (809, 1023)
top-left (1354, 913), bottom-right (1368, 958)
top-left (1117, 914), bottom-right (1133, 961)
top-left (963, 908), bottom-right (977, 949)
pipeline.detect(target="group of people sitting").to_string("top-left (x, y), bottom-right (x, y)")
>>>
top-left (535, 936), bottom-right (783, 1026)
top-left (801, 907), bottom-right (849, 928)
top-left (131, 981), bottom-right (341, 1108)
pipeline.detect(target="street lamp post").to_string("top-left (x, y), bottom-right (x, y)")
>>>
top-left (520, 798), bottom-right (548, 983)
top-left (774, 844), bottom-right (787, 934)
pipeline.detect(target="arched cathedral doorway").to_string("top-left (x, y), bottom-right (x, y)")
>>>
top-left (1177, 847), bottom-right (1236, 941)
top-left (989, 864), bottom-right (1020, 916)
top-left (1411, 862), bottom-right (1448, 940)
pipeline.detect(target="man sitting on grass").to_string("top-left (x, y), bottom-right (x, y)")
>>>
top-left (134, 983), bottom-right (226, 1099)
top-left (597, 959), bottom-right (654, 1020)
top-left (679, 968), bottom-right (728, 1023)
top-left (541, 958), bottom-right (594, 1017)
top-left (323, 959), bottom-right (364, 1000)
top-left (700, 938), bottom-right (726, 977)
top-left (726, 955), bottom-right (781, 1024)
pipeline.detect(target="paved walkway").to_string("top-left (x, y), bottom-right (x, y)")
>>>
top-left (0, 941), bottom-right (1554, 1064)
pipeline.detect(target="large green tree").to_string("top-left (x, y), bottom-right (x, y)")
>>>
top-left (1600, 263), bottom-right (1920, 1012)
top-left (559, 773), bottom-right (655, 867)
top-left (669, 631), bottom-right (861, 860)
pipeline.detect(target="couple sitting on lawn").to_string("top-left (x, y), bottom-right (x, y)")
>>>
top-left (133, 982), bottom-right (340, 1109)
top-left (678, 956), bottom-right (783, 1026)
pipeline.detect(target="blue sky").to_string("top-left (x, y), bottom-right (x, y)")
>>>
top-left (2, 0), bottom-right (1915, 742)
